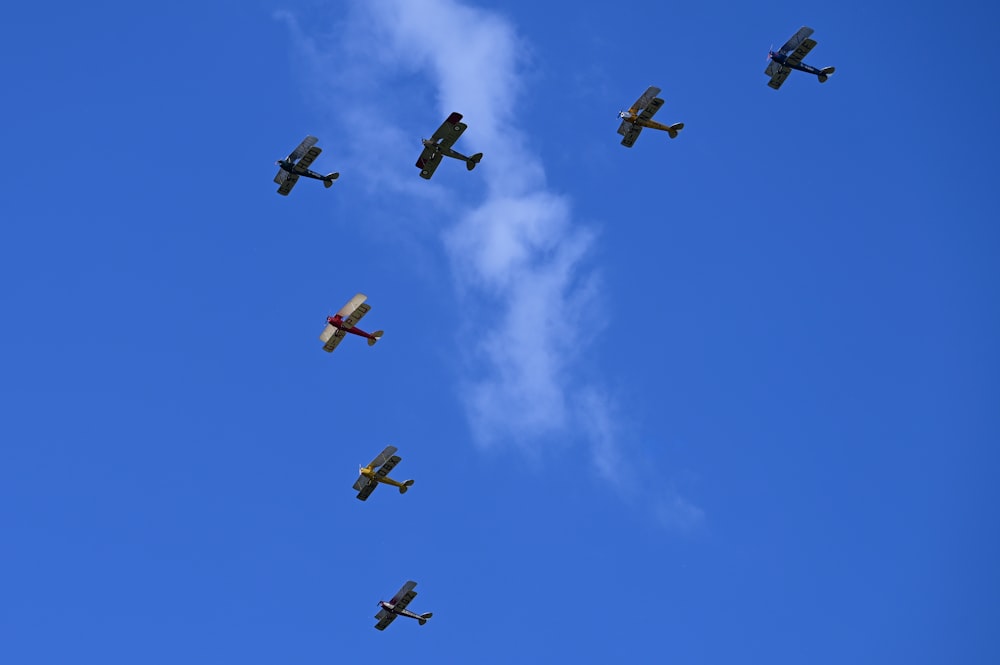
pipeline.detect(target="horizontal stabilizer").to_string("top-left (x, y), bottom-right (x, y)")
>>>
top-left (367, 330), bottom-right (384, 346)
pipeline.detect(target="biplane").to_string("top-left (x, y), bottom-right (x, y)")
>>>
top-left (274, 136), bottom-right (339, 196)
top-left (416, 112), bottom-right (483, 179)
top-left (375, 580), bottom-right (433, 631)
top-left (353, 445), bottom-right (413, 501)
top-left (617, 86), bottom-right (684, 148)
top-left (318, 293), bottom-right (383, 353)
top-left (765, 26), bottom-right (835, 89)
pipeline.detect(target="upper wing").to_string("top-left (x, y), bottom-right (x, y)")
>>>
top-left (627, 86), bottom-right (661, 115)
top-left (428, 112), bottom-right (467, 151)
top-left (365, 445), bottom-right (398, 469)
top-left (376, 455), bottom-right (401, 478)
top-left (638, 96), bottom-right (665, 122)
top-left (766, 65), bottom-right (791, 90)
top-left (296, 145), bottom-right (322, 169)
top-left (336, 293), bottom-right (368, 318)
top-left (391, 581), bottom-right (418, 611)
top-left (342, 303), bottom-right (370, 330)
top-left (319, 324), bottom-right (346, 352)
top-left (374, 609), bottom-right (397, 631)
top-left (785, 38), bottom-right (817, 67)
top-left (619, 122), bottom-right (642, 147)
top-left (276, 172), bottom-right (299, 196)
top-left (287, 136), bottom-right (318, 162)
top-left (778, 26), bottom-right (814, 55)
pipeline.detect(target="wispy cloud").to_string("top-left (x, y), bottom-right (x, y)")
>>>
top-left (283, 0), bottom-right (701, 529)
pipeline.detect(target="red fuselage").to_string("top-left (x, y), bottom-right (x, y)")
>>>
top-left (327, 315), bottom-right (376, 340)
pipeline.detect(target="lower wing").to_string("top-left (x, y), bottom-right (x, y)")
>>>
top-left (416, 148), bottom-right (441, 179)
top-left (786, 38), bottom-right (817, 67)
top-left (767, 66), bottom-right (790, 90)
top-left (637, 97), bottom-right (664, 122)
top-left (276, 172), bottom-right (299, 196)
top-left (342, 303), bottom-right (371, 330)
top-left (620, 124), bottom-right (642, 147)
top-left (356, 480), bottom-right (378, 501)
top-left (374, 610), bottom-right (397, 631)
top-left (320, 324), bottom-right (346, 352)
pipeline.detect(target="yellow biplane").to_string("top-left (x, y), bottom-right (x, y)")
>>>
top-left (353, 446), bottom-right (414, 501)
top-left (617, 86), bottom-right (684, 147)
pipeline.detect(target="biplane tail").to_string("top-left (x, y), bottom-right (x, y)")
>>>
top-left (399, 479), bottom-right (414, 494)
top-left (418, 612), bottom-right (433, 625)
top-left (323, 172), bottom-right (339, 187)
top-left (368, 331), bottom-right (384, 346)
top-left (667, 122), bottom-right (684, 139)
top-left (466, 153), bottom-right (483, 170)
top-left (818, 66), bottom-right (835, 83)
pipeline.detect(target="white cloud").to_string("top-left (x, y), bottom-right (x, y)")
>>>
top-left (284, 0), bottom-right (702, 528)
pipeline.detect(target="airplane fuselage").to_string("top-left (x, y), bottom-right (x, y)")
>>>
top-left (379, 601), bottom-right (424, 623)
top-left (622, 114), bottom-right (674, 133)
top-left (277, 159), bottom-right (329, 181)
top-left (360, 466), bottom-right (409, 490)
top-left (421, 139), bottom-right (473, 163)
top-left (769, 52), bottom-right (824, 77)
top-left (327, 314), bottom-right (377, 340)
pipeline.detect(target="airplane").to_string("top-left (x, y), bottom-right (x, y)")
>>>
top-left (318, 293), bottom-right (383, 353)
top-left (274, 135), bottom-right (339, 195)
top-left (375, 580), bottom-right (433, 631)
top-left (617, 86), bottom-right (684, 148)
top-left (416, 112), bottom-right (483, 179)
top-left (353, 445), bottom-right (413, 501)
top-left (765, 26), bottom-right (835, 90)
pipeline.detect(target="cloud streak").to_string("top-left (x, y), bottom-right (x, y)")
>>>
top-left (285, 0), bottom-right (701, 528)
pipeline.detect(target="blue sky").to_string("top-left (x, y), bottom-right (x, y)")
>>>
top-left (2, 0), bottom-right (998, 662)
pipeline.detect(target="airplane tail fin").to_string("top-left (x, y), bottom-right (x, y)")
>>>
top-left (466, 153), bottom-right (483, 170)
top-left (418, 612), bottom-right (433, 625)
top-left (818, 66), bottom-right (835, 83)
top-left (667, 122), bottom-right (684, 139)
top-left (399, 479), bottom-right (414, 494)
top-left (323, 172), bottom-right (339, 187)
top-left (368, 331), bottom-right (384, 346)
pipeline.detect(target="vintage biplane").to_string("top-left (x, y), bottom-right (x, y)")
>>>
top-left (617, 86), bottom-right (684, 148)
top-left (353, 445), bottom-right (413, 501)
top-left (274, 136), bottom-right (339, 195)
top-left (375, 580), bottom-right (433, 631)
top-left (318, 293), bottom-right (383, 353)
top-left (765, 26), bottom-right (835, 89)
top-left (416, 112), bottom-right (483, 179)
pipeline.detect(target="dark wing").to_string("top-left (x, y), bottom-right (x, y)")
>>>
top-left (777, 26), bottom-right (814, 55)
top-left (627, 86), bottom-right (661, 115)
top-left (296, 145), bottom-right (322, 169)
top-left (366, 446), bottom-right (398, 469)
top-left (276, 171), bottom-right (299, 196)
top-left (287, 136), bottom-right (318, 162)
top-left (416, 147), bottom-right (441, 179)
top-left (342, 303), bottom-right (370, 330)
top-left (356, 478), bottom-right (378, 501)
top-left (785, 38), bottom-right (817, 67)
top-left (374, 608), bottom-right (397, 631)
top-left (319, 324), bottom-right (346, 352)
top-left (619, 122), bottom-right (642, 147)
top-left (376, 455), bottom-right (401, 478)
top-left (391, 582), bottom-right (418, 612)
top-left (766, 61), bottom-right (791, 90)
top-left (638, 96), bottom-right (665, 122)
top-left (430, 112), bottom-right (466, 142)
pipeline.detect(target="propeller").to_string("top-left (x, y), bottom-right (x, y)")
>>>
top-left (766, 44), bottom-right (774, 62)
